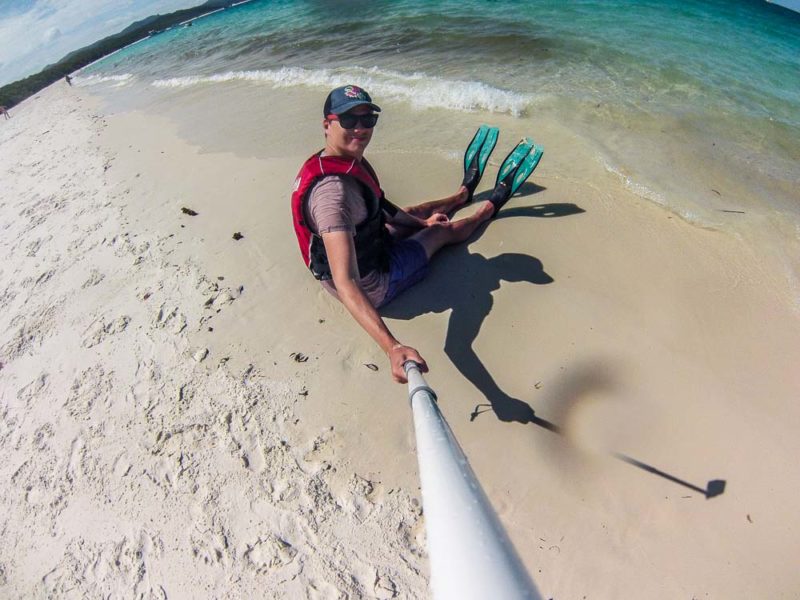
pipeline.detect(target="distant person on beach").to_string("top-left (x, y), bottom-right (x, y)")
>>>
top-left (291, 85), bottom-right (500, 383)
top-left (0, 106), bottom-right (9, 119)
top-left (65, 74), bottom-right (72, 86)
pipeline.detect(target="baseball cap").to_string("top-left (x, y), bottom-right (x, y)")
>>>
top-left (323, 85), bottom-right (381, 116)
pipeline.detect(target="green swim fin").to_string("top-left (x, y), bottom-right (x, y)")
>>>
top-left (510, 145), bottom-right (543, 196)
top-left (489, 139), bottom-right (544, 216)
top-left (462, 125), bottom-right (499, 201)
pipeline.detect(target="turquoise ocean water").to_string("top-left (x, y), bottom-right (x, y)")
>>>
top-left (82, 0), bottom-right (800, 227)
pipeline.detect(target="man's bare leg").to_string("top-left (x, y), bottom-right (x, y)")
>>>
top-left (404, 187), bottom-right (469, 220)
top-left (385, 186), bottom-right (472, 240)
top-left (410, 200), bottom-right (494, 260)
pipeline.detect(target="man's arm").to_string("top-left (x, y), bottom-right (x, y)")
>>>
top-left (322, 230), bottom-right (427, 383)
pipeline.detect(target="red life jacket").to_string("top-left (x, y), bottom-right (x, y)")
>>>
top-left (291, 152), bottom-right (395, 281)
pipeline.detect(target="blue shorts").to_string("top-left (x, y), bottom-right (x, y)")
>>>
top-left (379, 239), bottom-right (429, 307)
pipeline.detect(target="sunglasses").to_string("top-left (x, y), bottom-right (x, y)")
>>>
top-left (328, 112), bottom-right (379, 129)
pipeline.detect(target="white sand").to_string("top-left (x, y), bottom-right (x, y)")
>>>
top-left (2, 82), bottom-right (800, 599)
top-left (0, 86), bottom-right (426, 599)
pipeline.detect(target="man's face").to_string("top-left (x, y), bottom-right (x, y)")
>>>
top-left (323, 104), bottom-right (376, 158)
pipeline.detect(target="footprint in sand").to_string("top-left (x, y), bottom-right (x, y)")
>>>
top-left (81, 315), bottom-right (131, 348)
top-left (0, 286), bottom-right (18, 311)
top-left (26, 235), bottom-right (51, 257)
top-left (242, 431), bottom-right (266, 473)
top-left (191, 527), bottom-right (231, 568)
top-left (306, 579), bottom-right (346, 599)
top-left (202, 288), bottom-right (240, 312)
top-left (129, 358), bottom-right (162, 407)
top-left (374, 573), bottom-right (399, 599)
top-left (1, 301), bottom-right (62, 361)
top-left (32, 422), bottom-right (55, 451)
top-left (65, 436), bottom-right (85, 484)
top-left (152, 305), bottom-right (186, 335)
top-left (345, 474), bottom-right (384, 521)
top-left (145, 456), bottom-right (177, 490)
top-left (396, 498), bottom-right (427, 558)
top-left (65, 364), bottom-right (113, 419)
top-left (112, 453), bottom-right (132, 478)
top-left (244, 535), bottom-right (299, 575)
top-left (225, 411), bottom-right (267, 472)
top-left (19, 270), bottom-right (55, 291)
top-left (301, 427), bottom-right (337, 474)
top-left (110, 232), bottom-right (150, 260)
top-left (81, 269), bottom-right (105, 288)
top-left (42, 532), bottom-right (163, 598)
top-left (17, 372), bottom-right (49, 408)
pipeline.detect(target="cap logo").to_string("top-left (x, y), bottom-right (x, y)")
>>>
top-left (343, 85), bottom-right (365, 100)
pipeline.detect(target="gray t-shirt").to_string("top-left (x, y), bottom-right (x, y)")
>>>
top-left (307, 175), bottom-right (390, 306)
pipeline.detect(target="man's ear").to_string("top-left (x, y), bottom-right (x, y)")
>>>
top-left (322, 118), bottom-right (330, 135)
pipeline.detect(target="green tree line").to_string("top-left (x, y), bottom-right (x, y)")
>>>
top-left (0, 1), bottom-right (233, 109)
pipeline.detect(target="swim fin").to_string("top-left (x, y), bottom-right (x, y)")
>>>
top-left (489, 138), bottom-right (544, 216)
top-left (461, 125), bottom-right (499, 201)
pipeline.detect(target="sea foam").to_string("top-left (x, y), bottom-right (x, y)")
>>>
top-left (151, 66), bottom-right (531, 116)
top-left (77, 74), bottom-right (135, 88)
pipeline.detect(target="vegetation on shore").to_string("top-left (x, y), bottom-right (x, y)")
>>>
top-left (0, 0), bottom-right (235, 109)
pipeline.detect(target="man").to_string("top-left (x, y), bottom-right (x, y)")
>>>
top-left (291, 85), bottom-right (497, 383)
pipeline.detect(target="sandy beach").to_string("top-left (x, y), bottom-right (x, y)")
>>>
top-left (2, 81), bottom-right (800, 599)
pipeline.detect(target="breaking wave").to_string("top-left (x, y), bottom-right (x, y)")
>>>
top-left (77, 74), bottom-right (135, 88)
top-left (152, 66), bottom-right (532, 116)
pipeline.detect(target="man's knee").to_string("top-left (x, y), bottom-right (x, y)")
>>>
top-left (413, 219), bottom-right (470, 260)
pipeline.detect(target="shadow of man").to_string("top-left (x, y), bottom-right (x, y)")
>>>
top-left (383, 199), bottom-right (585, 424)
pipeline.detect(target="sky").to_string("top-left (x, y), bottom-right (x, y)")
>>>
top-left (1, 0), bottom-right (799, 87)
top-left (0, 0), bottom-right (200, 86)
top-left (772, 0), bottom-right (800, 10)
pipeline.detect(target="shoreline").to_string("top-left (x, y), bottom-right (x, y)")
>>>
top-left (76, 70), bottom-right (800, 243)
top-left (2, 82), bottom-right (800, 598)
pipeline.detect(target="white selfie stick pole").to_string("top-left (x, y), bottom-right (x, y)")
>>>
top-left (404, 361), bottom-right (542, 600)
